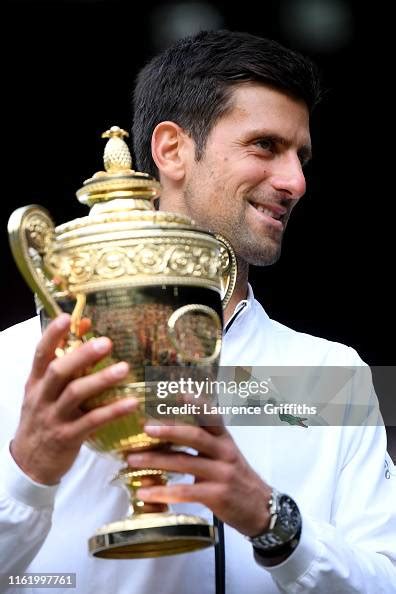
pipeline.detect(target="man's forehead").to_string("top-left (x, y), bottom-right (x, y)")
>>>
top-left (223, 85), bottom-right (311, 142)
top-left (227, 81), bottom-right (309, 110)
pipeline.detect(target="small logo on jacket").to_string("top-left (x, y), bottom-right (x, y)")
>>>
top-left (278, 413), bottom-right (308, 428)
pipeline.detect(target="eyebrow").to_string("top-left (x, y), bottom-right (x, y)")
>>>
top-left (250, 131), bottom-right (313, 165)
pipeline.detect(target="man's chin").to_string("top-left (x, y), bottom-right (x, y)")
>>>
top-left (240, 243), bottom-right (282, 267)
top-left (249, 253), bottom-right (281, 267)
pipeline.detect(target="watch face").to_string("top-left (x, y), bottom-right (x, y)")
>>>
top-left (278, 495), bottom-right (301, 534)
top-left (249, 492), bottom-right (301, 552)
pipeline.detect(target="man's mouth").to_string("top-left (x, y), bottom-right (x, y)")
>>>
top-left (248, 201), bottom-right (288, 228)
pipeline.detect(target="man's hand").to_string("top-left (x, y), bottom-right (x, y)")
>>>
top-left (11, 313), bottom-right (138, 485)
top-left (127, 421), bottom-right (272, 537)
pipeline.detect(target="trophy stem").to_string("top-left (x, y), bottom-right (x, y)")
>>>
top-left (88, 462), bottom-right (217, 558)
top-left (116, 466), bottom-right (169, 515)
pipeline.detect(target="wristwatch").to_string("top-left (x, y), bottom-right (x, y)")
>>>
top-left (247, 488), bottom-right (302, 558)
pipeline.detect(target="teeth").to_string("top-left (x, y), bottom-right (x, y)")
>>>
top-left (253, 203), bottom-right (281, 220)
top-left (262, 209), bottom-right (276, 218)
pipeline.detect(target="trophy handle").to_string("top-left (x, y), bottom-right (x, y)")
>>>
top-left (8, 205), bottom-right (62, 319)
top-left (215, 233), bottom-right (237, 310)
top-left (167, 304), bottom-right (222, 364)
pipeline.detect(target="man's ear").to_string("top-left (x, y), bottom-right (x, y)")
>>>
top-left (151, 121), bottom-right (192, 182)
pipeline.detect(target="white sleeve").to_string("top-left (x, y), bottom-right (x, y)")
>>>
top-left (265, 358), bottom-right (396, 593)
top-left (0, 442), bottom-right (58, 577)
top-left (0, 318), bottom-right (58, 581)
top-left (266, 427), bottom-right (396, 593)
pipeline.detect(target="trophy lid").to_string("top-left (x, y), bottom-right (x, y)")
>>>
top-left (56, 125), bottom-right (210, 234)
top-left (76, 125), bottom-right (161, 209)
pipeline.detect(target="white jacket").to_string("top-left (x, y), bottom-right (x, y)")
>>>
top-left (1, 288), bottom-right (395, 593)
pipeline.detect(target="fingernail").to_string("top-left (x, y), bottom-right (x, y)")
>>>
top-left (92, 337), bottom-right (111, 353)
top-left (111, 361), bottom-right (129, 378)
top-left (144, 424), bottom-right (162, 436)
top-left (121, 398), bottom-right (138, 411)
top-left (55, 314), bottom-right (70, 329)
top-left (136, 488), bottom-right (149, 498)
top-left (128, 454), bottom-right (143, 464)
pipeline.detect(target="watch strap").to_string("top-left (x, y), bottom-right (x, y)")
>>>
top-left (253, 525), bottom-right (302, 560)
top-left (247, 489), bottom-right (302, 555)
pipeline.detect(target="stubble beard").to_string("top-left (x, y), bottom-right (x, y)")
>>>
top-left (234, 233), bottom-right (283, 267)
top-left (202, 206), bottom-right (284, 267)
top-left (183, 185), bottom-right (284, 268)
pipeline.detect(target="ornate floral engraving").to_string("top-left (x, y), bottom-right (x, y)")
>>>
top-left (25, 213), bottom-right (54, 253)
top-left (54, 238), bottom-right (222, 290)
top-left (218, 244), bottom-right (231, 273)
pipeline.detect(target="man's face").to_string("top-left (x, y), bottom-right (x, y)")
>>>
top-left (181, 83), bottom-right (311, 266)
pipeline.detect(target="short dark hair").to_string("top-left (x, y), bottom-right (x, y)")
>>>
top-left (132, 30), bottom-right (322, 178)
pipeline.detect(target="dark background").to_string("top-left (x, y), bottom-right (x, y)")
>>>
top-left (1, 0), bottom-right (392, 368)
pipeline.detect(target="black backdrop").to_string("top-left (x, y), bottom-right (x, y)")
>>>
top-left (1, 0), bottom-right (392, 366)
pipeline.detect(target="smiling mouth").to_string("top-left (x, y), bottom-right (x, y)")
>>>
top-left (249, 201), bottom-right (288, 226)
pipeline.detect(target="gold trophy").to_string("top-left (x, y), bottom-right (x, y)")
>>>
top-left (7, 126), bottom-right (237, 559)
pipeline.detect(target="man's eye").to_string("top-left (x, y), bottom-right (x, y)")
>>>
top-left (256, 139), bottom-right (274, 151)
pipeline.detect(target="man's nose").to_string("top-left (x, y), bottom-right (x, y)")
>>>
top-left (270, 154), bottom-right (306, 200)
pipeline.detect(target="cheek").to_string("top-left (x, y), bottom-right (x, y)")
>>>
top-left (244, 158), bottom-right (270, 183)
top-left (216, 161), bottom-right (256, 193)
top-left (190, 154), bottom-right (265, 211)
top-left (228, 157), bottom-right (269, 192)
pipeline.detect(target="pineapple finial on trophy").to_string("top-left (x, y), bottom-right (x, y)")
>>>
top-left (101, 125), bottom-right (133, 173)
top-left (76, 125), bottom-right (161, 207)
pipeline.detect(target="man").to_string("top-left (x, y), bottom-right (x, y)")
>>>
top-left (1, 30), bottom-right (395, 594)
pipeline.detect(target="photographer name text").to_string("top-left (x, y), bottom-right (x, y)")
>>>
top-left (156, 402), bottom-right (317, 416)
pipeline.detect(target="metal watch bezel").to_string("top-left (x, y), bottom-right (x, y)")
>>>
top-left (247, 490), bottom-right (301, 552)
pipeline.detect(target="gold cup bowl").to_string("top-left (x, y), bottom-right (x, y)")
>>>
top-left (8, 126), bottom-right (237, 558)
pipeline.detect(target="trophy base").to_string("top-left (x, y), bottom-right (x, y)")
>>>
top-left (89, 513), bottom-right (217, 558)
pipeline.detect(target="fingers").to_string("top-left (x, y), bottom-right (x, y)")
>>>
top-left (30, 314), bottom-right (71, 380)
top-left (39, 336), bottom-right (113, 401)
top-left (180, 393), bottom-right (226, 436)
top-left (143, 423), bottom-right (231, 460)
top-left (67, 396), bottom-right (139, 441)
top-left (127, 450), bottom-right (225, 481)
top-left (55, 361), bottom-right (130, 416)
top-left (136, 482), bottom-right (220, 506)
